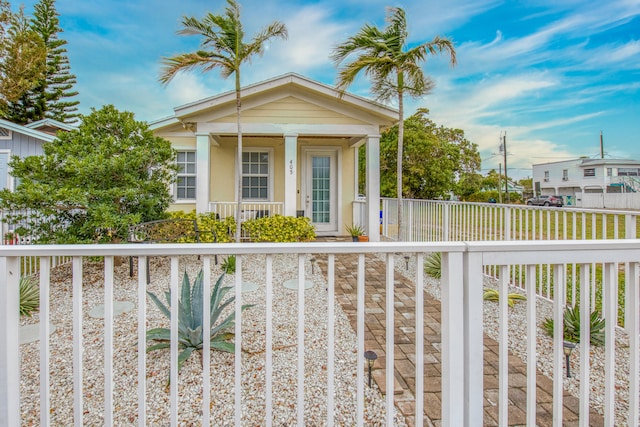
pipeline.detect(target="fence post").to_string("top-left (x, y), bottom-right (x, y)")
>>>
top-left (0, 256), bottom-right (20, 427)
top-left (625, 214), bottom-right (637, 331)
top-left (441, 250), bottom-right (465, 426)
top-left (463, 249), bottom-right (484, 426)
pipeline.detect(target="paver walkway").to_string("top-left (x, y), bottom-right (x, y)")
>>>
top-left (315, 248), bottom-right (605, 426)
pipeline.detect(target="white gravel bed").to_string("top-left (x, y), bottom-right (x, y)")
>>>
top-left (391, 252), bottom-right (633, 426)
top-left (19, 254), bottom-right (406, 426)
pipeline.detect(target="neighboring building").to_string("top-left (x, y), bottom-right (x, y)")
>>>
top-left (150, 73), bottom-right (397, 240)
top-left (0, 118), bottom-right (72, 191)
top-left (532, 157), bottom-right (640, 208)
top-left (533, 158), bottom-right (640, 196)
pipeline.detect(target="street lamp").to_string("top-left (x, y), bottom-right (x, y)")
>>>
top-left (563, 341), bottom-right (576, 378)
top-left (364, 350), bottom-right (378, 388)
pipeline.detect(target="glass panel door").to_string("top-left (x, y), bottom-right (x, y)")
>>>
top-left (312, 156), bottom-right (331, 224)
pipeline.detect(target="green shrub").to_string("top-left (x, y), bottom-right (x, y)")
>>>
top-left (146, 269), bottom-right (252, 374)
top-left (424, 252), bottom-right (441, 278)
top-left (483, 288), bottom-right (527, 307)
top-left (542, 305), bottom-right (605, 346)
top-left (20, 276), bottom-right (39, 316)
top-left (242, 215), bottom-right (316, 242)
top-left (169, 210), bottom-right (235, 243)
top-left (221, 255), bottom-right (236, 274)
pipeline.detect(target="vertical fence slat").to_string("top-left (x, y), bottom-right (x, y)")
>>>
top-left (415, 254), bottom-right (424, 427)
top-left (0, 256), bottom-right (20, 427)
top-left (385, 253), bottom-right (394, 426)
top-left (265, 255), bottom-right (273, 427)
top-left (357, 253), bottom-right (365, 426)
top-left (72, 257), bottom-right (83, 427)
top-left (498, 265), bottom-right (509, 426)
top-left (603, 262), bottom-right (616, 426)
top-left (526, 264), bottom-right (537, 426)
top-left (39, 257), bottom-right (51, 426)
top-left (202, 256), bottom-right (211, 427)
top-left (170, 256), bottom-right (179, 427)
top-left (578, 263), bottom-right (591, 427)
top-left (297, 254), bottom-right (305, 426)
top-left (628, 262), bottom-right (639, 426)
top-left (552, 264), bottom-right (565, 427)
top-left (326, 254), bottom-right (335, 427)
top-left (104, 256), bottom-right (114, 427)
top-left (137, 257), bottom-right (147, 427)
top-left (234, 255), bottom-right (242, 426)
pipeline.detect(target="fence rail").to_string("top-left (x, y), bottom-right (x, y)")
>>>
top-left (2, 240), bottom-right (640, 426)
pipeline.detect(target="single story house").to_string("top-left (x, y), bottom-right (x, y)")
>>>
top-left (150, 73), bottom-right (398, 241)
top-left (0, 118), bottom-right (74, 191)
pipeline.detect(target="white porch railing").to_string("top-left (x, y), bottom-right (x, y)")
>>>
top-left (208, 201), bottom-right (284, 220)
top-left (2, 240), bottom-right (639, 426)
top-left (381, 198), bottom-right (640, 243)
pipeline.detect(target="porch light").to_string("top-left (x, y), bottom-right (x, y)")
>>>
top-left (404, 255), bottom-right (410, 270)
top-left (364, 350), bottom-right (378, 388)
top-left (563, 341), bottom-right (576, 378)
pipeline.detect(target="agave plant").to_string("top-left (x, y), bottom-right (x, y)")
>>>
top-left (483, 288), bottom-right (527, 307)
top-left (424, 252), bottom-right (442, 279)
top-left (20, 276), bottom-right (40, 316)
top-left (542, 305), bottom-right (605, 346)
top-left (146, 269), bottom-right (252, 372)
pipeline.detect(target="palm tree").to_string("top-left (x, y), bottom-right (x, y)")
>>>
top-left (159, 0), bottom-right (287, 242)
top-left (331, 7), bottom-right (456, 240)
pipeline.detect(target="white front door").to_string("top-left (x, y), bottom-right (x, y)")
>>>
top-left (302, 148), bottom-right (339, 234)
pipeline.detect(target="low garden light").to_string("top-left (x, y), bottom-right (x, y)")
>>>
top-left (563, 341), bottom-right (576, 378)
top-left (364, 350), bottom-right (378, 388)
top-left (404, 255), bottom-right (410, 270)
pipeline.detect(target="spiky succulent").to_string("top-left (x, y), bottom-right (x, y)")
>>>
top-left (424, 252), bottom-right (442, 279)
top-left (146, 269), bottom-right (252, 372)
top-left (483, 288), bottom-right (527, 307)
top-left (542, 305), bottom-right (605, 346)
top-left (19, 276), bottom-right (40, 316)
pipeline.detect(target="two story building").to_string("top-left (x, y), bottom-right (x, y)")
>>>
top-left (532, 157), bottom-right (640, 208)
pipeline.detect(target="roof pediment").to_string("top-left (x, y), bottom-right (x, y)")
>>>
top-left (151, 73), bottom-right (397, 132)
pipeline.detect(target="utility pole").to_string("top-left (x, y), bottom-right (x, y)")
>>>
top-left (498, 163), bottom-right (502, 203)
top-left (600, 131), bottom-right (604, 159)
top-left (500, 132), bottom-right (510, 203)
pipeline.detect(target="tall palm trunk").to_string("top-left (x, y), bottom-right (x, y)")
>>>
top-left (396, 82), bottom-right (404, 241)
top-left (235, 72), bottom-right (243, 243)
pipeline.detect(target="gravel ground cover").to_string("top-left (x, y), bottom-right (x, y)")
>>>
top-left (19, 254), bottom-right (406, 426)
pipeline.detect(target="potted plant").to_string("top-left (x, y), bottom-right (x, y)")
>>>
top-left (345, 223), bottom-right (365, 242)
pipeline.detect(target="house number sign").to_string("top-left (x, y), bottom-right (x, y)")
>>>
top-left (289, 160), bottom-right (294, 175)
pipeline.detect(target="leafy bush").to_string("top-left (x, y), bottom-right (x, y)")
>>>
top-left (221, 255), bottom-right (236, 274)
top-left (424, 252), bottom-right (441, 278)
top-left (483, 288), bottom-right (526, 307)
top-left (542, 305), bottom-right (605, 346)
top-left (146, 269), bottom-right (252, 373)
top-left (168, 210), bottom-right (235, 243)
top-left (20, 276), bottom-right (39, 316)
top-left (242, 215), bottom-right (316, 242)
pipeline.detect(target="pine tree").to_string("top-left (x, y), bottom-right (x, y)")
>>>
top-left (6, 0), bottom-right (79, 124)
top-left (0, 4), bottom-right (46, 120)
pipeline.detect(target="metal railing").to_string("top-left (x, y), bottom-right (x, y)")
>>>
top-left (2, 240), bottom-right (639, 426)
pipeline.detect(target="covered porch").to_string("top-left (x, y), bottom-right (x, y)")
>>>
top-left (151, 73), bottom-right (398, 240)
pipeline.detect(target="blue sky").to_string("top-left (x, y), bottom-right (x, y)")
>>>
top-left (13, 0), bottom-right (640, 179)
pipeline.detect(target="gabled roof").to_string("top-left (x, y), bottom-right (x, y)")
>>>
top-left (150, 73), bottom-right (398, 129)
top-left (25, 118), bottom-right (76, 133)
top-left (0, 118), bottom-right (57, 142)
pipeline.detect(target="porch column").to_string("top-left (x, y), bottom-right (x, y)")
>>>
top-left (196, 132), bottom-right (210, 213)
top-left (366, 135), bottom-right (381, 242)
top-left (284, 134), bottom-right (298, 217)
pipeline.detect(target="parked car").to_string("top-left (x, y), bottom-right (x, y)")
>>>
top-left (526, 195), bottom-right (563, 207)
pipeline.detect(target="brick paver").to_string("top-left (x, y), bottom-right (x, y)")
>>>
top-left (316, 248), bottom-right (604, 426)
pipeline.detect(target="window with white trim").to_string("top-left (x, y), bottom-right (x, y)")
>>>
top-left (584, 168), bottom-right (596, 177)
top-left (562, 169), bottom-right (568, 181)
top-left (175, 151), bottom-right (196, 200)
top-left (242, 150), bottom-right (270, 200)
top-left (544, 171), bottom-right (549, 182)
